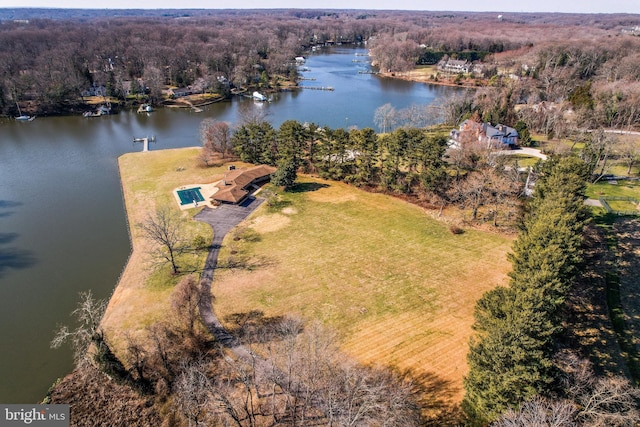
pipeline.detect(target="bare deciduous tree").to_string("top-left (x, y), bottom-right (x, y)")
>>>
top-left (173, 360), bottom-right (213, 427)
top-left (51, 290), bottom-right (108, 366)
top-left (496, 353), bottom-right (640, 427)
top-left (615, 137), bottom-right (640, 175)
top-left (51, 290), bottom-right (129, 381)
top-left (448, 168), bottom-right (493, 220)
top-left (374, 103), bottom-right (397, 133)
top-left (170, 274), bottom-right (203, 339)
top-left (582, 130), bottom-right (616, 183)
top-left (200, 119), bottom-right (233, 165)
top-left (237, 101), bottom-right (270, 127)
top-left (138, 206), bottom-right (188, 275)
top-left (493, 396), bottom-right (576, 427)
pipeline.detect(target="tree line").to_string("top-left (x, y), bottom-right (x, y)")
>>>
top-left (200, 110), bottom-right (526, 227)
top-left (462, 156), bottom-right (640, 426)
top-left (2, 9), bottom-right (639, 127)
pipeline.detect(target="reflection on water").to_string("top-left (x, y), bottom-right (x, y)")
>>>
top-left (0, 46), bottom-right (462, 403)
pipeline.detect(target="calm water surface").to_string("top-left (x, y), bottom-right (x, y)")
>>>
top-left (0, 47), bottom-right (459, 403)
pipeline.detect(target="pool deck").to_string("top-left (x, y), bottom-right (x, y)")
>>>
top-left (173, 181), bottom-right (220, 210)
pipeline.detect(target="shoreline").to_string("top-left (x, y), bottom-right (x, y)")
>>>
top-left (377, 71), bottom-right (483, 89)
top-left (101, 148), bottom-right (217, 345)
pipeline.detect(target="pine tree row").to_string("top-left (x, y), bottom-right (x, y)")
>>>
top-left (463, 156), bottom-right (589, 425)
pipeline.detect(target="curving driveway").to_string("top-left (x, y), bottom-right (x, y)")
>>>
top-left (498, 147), bottom-right (547, 160)
top-left (194, 197), bottom-right (263, 351)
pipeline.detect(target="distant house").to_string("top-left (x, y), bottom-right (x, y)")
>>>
top-left (437, 59), bottom-right (472, 74)
top-left (169, 87), bottom-right (192, 98)
top-left (81, 84), bottom-right (107, 98)
top-left (212, 165), bottom-right (277, 205)
top-left (168, 78), bottom-right (208, 98)
top-left (472, 63), bottom-right (486, 77)
top-left (449, 119), bottom-right (519, 148)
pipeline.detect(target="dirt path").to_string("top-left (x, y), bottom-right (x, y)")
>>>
top-left (194, 197), bottom-right (263, 354)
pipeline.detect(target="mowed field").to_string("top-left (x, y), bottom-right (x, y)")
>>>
top-left (105, 147), bottom-right (514, 407)
top-left (213, 176), bottom-right (513, 403)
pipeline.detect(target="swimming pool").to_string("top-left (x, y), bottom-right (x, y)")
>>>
top-left (177, 187), bottom-right (205, 205)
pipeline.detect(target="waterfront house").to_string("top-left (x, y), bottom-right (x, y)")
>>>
top-left (212, 165), bottom-right (277, 205)
top-left (437, 59), bottom-right (472, 74)
top-left (449, 118), bottom-right (519, 149)
top-left (81, 84), bottom-right (107, 98)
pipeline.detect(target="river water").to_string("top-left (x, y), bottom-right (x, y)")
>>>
top-left (0, 47), bottom-right (458, 403)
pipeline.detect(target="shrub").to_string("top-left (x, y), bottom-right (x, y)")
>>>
top-left (449, 225), bottom-right (464, 234)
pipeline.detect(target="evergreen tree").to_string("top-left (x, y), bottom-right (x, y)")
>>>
top-left (463, 156), bottom-right (587, 424)
top-left (347, 128), bottom-right (379, 186)
top-left (379, 129), bottom-right (407, 191)
top-left (317, 127), bottom-right (353, 181)
top-left (231, 121), bottom-right (277, 165)
top-left (277, 120), bottom-right (308, 167)
top-left (271, 157), bottom-right (299, 190)
top-left (514, 120), bottom-right (532, 147)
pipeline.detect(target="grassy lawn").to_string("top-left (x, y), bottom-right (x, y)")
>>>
top-left (213, 176), bottom-right (513, 402)
top-left (607, 200), bottom-right (639, 212)
top-left (501, 154), bottom-right (541, 169)
top-left (408, 65), bottom-right (437, 79)
top-left (104, 147), bottom-right (514, 405)
top-left (102, 148), bottom-right (230, 344)
top-left (587, 180), bottom-right (640, 200)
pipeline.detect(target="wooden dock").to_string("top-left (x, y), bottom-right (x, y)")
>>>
top-left (133, 135), bottom-right (156, 152)
top-left (301, 86), bottom-right (334, 91)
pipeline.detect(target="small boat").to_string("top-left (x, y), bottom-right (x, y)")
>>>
top-left (137, 103), bottom-right (153, 113)
top-left (83, 104), bottom-right (111, 118)
top-left (252, 91), bottom-right (267, 102)
top-left (15, 103), bottom-right (35, 121)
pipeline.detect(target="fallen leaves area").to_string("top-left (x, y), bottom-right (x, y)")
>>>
top-left (47, 364), bottom-right (161, 427)
top-left (564, 224), bottom-right (629, 377)
top-left (616, 219), bottom-right (640, 357)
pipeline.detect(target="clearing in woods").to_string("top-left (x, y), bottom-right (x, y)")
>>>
top-left (213, 176), bottom-right (513, 406)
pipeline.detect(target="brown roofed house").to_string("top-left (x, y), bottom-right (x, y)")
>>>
top-left (212, 165), bottom-right (277, 205)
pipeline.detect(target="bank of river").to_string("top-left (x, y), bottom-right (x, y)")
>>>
top-left (0, 47), bottom-right (462, 403)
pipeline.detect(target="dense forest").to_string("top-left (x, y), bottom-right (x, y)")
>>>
top-left (1, 9), bottom-right (640, 131)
